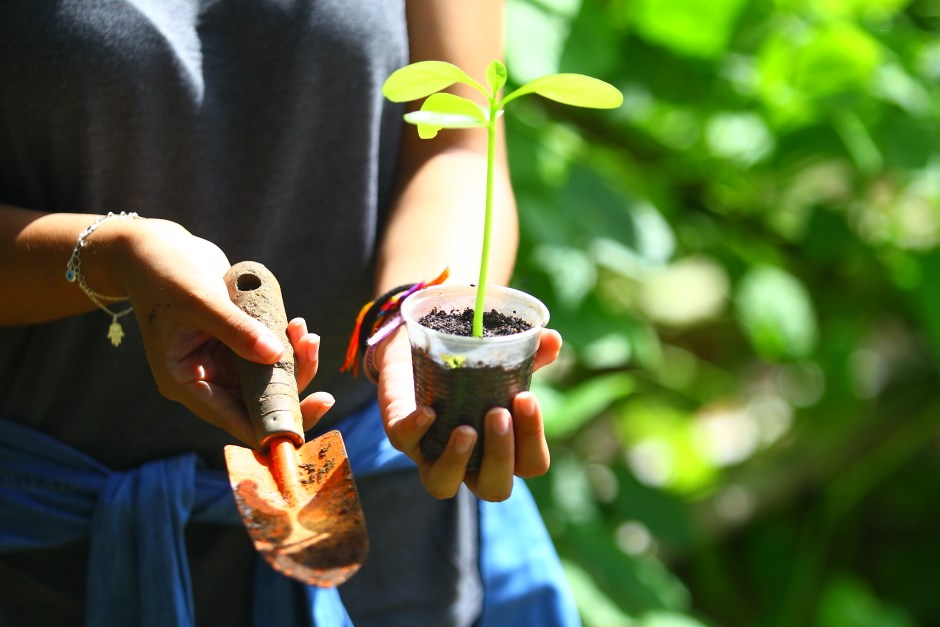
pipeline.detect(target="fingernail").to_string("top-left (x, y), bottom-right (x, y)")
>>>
top-left (454, 427), bottom-right (475, 455)
top-left (490, 409), bottom-right (510, 435)
top-left (255, 333), bottom-right (284, 360)
top-left (315, 395), bottom-right (336, 418)
top-left (416, 407), bottom-right (434, 428)
top-left (517, 393), bottom-right (536, 418)
top-left (305, 333), bottom-right (320, 362)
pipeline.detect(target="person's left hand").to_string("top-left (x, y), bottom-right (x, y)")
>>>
top-left (374, 326), bottom-right (562, 501)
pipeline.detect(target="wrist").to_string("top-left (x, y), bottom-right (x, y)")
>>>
top-left (341, 269), bottom-right (448, 381)
top-left (64, 211), bottom-right (143, 346)
top-left (372, 326), bottom-right (409, 372)
top-left (74, 212), bottom-right (147, 299)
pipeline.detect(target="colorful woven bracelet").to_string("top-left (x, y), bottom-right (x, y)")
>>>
top-left (341, 268), bottom-right (449, 381)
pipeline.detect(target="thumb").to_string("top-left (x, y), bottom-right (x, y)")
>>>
top-left (201, 295), bottom-right (285, 364)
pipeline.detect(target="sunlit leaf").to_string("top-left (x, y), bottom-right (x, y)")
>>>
top-left (505, 0), bottom-right (570, 83)
top-left (555, 513), bottom-right (693, 613)
top-left (757, 21), bottom-right (882, 111)
top-left (775, 0), bottom-right (909, 21)
top-left (616, 399), bottom-right (717, 494)
top-left (637, 611), bottom-right (712, 627)
top-left (817, 575), bottom-right (917, 627)
top-left (792, 22), bottom-right (882, 98)
top-left (382, 61), bottom-right (480, 102)
top-left (560, 0), bottom-right (622, 78)
top-left (420, 93), bottom-right (488, 123)
top-left (705, 112), bottom-right (775, 165)
top-left (630, 0), bottom-right (749, 59)
top-left (486, 60), bottom-right (508, 94)
top-left (536, 373), bottom-right (635, 439)
top-left (561, 559), bottom-right (635, 627)
top-left (506, 74), bottom-right (624, 109)
top-left (735, 266), bottom-right (818, 361)
top-left (402, 92), bottom-right (489, 138)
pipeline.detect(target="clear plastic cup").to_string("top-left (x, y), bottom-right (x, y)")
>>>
top-left (400, 285), bottom-right (550, 469)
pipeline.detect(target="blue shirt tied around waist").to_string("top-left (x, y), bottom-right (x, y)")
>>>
top-left (0, 403), bottom-right (580, 627)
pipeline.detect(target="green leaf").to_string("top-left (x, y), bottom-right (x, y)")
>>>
top-left (420, 92), bottom-right (488, 123)
top-left (817, 575), bottom-right (917, 627)
top-left (776, 0), bottom-right (908, 21)
top-left (486, 60), bottom-right (508, 94)
top-left (756, 21), bottom-right (882, 119)
top-left (630, 0), bottom-right (748, 60)
top-left (506, 73), bottom-right (624, 109)
top-left (402, 92), bottom-right (489, 138)
top-left (791, 22), bottom-right (882, 99)
top-left (735, 266), bottom-right (818, 361)
top-left (505, 0), bottom-right (570, 83)
top-left (638, 612), bottom-right (712, 627)
top-left (382, 61), bottom-right (479, 102)
top-left (536, 373), bottom-right (635, 439)
top-left (560, 559), bottom-right (635, 626)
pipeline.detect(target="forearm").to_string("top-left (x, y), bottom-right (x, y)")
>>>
top-left (376, 0), bottom-right (517, 294)
top-left (375, 139), bottom-right (518, 294)
top-left (0, 204), bottom-right (137, 325)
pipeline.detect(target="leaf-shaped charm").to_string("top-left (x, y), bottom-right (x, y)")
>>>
top-left (108, 320), bottom-right (125, 347)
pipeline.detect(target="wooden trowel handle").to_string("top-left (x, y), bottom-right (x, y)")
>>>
top-left (224, 261), bottom-right (304, 450)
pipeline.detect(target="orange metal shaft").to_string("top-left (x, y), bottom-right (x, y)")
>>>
top-left (268, 436), bottom-right (302, 505)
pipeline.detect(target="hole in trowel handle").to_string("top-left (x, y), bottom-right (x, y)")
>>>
top-left (236, 273), bottom-right (262, 292)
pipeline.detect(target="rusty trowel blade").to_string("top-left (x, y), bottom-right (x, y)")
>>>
top-left (223, 430), bottom-right (368, 587)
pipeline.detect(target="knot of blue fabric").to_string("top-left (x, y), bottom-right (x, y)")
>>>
top-left (0, 418), bottom-right (351, 627)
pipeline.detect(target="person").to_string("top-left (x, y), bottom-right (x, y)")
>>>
top-left (0, 1), bottom-right (579, 626)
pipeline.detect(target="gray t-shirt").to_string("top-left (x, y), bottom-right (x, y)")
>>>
top-left (0, 0), bottom-right (407, 470)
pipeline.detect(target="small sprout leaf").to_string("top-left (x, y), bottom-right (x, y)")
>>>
top-left (404, 110), bottom-right (485, 139)
top-left (507, 73), bottom-right (624, 109)
top-left (486, 60), bottom-right (508, 94)
top-left (442, 354), bottom-right (467, 368)
top-left (404, 93), bottom-right (488, 138)
top-left (417, 123), bottom-right (441, 139)
top-left (420, 93), bottom-right (489, 124)
top-left (403, 111), bottom-right (486, 129)
top-left (382, 61), bottom-right (479, 102)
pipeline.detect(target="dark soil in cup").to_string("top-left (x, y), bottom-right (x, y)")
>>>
top-left (413, 307), bottom-right (535, 471)
top-left (419, 307), bottom-right (532, 337)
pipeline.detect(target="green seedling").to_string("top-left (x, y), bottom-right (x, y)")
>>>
top-left (383, 60), bottom-right (623, 337)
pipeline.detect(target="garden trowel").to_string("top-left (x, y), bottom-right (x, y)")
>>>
top-left (222, 261), bottom-right (367, 587)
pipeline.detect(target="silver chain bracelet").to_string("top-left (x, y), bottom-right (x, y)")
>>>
top-left (64, 211), bottom-right (141, 347)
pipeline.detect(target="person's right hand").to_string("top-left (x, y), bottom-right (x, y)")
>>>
top-left (101, 218), bottom-right (333, 446)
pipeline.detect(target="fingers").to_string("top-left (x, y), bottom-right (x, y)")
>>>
top-left (384, 405), bottom-right (434, 456)
top-left (465, 408), bottom-right (515, 501)
top-left (376, 331), bottom-right (418, 431)
top-left (299, 390), bottom-right (335, 431)
top-left (533, 328), bottom-right (563, 371)
top-left (174, 379), bottom-right (258, 446)
top-left (428, 391), bottom-right (551, 501)
top-left (287, 318), bottom-right (320, 391)
top-left (418, 425), bottom-right (478, 499)
top-left (149, 337), bottom-right (257, 445)
top-left (511, 391), bottom-right (550, 478)
top-left (197, 297), bottom-right (285, 365)
top-left (374, 328), bottom-right (541, 500)
top-left (380, 404), bottom-right (472, 500)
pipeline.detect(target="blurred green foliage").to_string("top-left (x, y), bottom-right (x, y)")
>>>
top-left (503, 0), bottom-right (940, 625)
